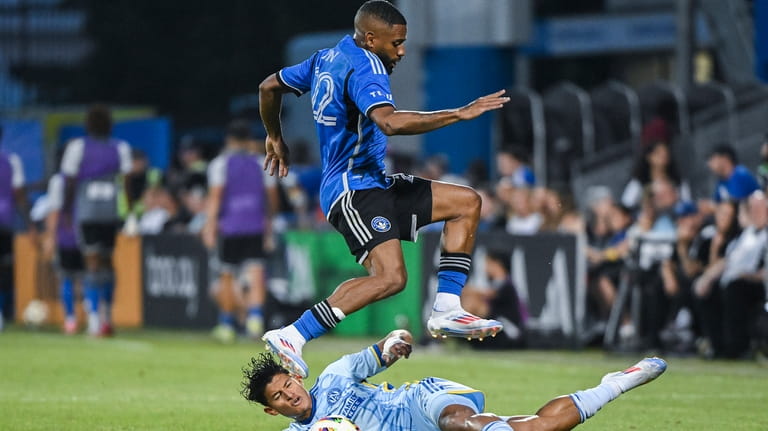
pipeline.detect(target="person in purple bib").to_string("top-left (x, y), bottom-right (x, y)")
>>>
top-left (60, 104), bottom-right (131, 337)
top-left (203, 119), bottom-right (277, 342)
top-left (0, 125), bottom-right (36, 332)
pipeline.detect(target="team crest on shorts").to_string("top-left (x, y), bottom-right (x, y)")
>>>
top-left (371, 216), bottom-right (391, 233)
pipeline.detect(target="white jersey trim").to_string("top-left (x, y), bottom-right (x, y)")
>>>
top-left (363, 50), bottom-right (386, 75)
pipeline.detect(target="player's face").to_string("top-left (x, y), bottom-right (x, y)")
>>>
top-left (262, 373), bottom-right (313, 420)
top-left (371, 24), bottom-right (407, 74)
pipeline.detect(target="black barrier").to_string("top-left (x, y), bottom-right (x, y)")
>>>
top-left (142, 234), bottom-right (218, 328)
top-left (421, 231), bottom-right (587, 348)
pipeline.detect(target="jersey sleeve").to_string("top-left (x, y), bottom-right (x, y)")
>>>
top-left (207, 155), bottom-right (227, 187)
top-left (277, 52), bottom-right (319, 97)
top-left (47, 175), bottom-right (64, 211)
top-left (60, 139), bottom-right (85, 178)
top-left (348, 51), bottom-right (396, 118)
top-left (320, 345), bottom-right (387, 382)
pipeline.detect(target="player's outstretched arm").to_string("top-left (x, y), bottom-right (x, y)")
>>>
top-left (369, 89), bottom-right (510, 136)
top-left (375, 329), bottom-right (413, 367)
top-left (259, 73), bottom-right (292, 178)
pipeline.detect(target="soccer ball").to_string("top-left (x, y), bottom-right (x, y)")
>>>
top-left (22, 299), bottom-right (49, 327)
top-left (309, 415), bottom-right (360, 431)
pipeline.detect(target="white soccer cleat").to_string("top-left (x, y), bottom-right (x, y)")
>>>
top-left (427, 309), bottom-right (504, 340)
top-left (601, 357), bottom-right (667, 394)
top-left (262, 329), bottom-right (310, 378)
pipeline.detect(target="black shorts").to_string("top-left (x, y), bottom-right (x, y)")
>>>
top-left (219, 234), bottom-right (265, 266)
top-left (0, 229), bottom-right (12, 263)
top-left (327, 174), bottom-right (433, 264)
top-left (78, 222), bottom-right (120, 254)
top-left (57, 248), bottom-right (84, 273)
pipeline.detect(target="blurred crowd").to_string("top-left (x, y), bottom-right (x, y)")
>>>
top-left (1, 104), bottom-right (767, 360)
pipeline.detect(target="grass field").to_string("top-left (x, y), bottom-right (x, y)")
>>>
top-left (1, 328), bottom-right (767, 430)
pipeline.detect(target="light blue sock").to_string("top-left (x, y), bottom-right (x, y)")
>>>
top-left (61, 276), bottom-right (75, 318)
top-left (569, 383), bottom-right (621, 422)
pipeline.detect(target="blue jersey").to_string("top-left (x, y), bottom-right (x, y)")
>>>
top-left (278, 35), bottom-right (395, 215)
top-left (285, 346), bottom-right (484, 431)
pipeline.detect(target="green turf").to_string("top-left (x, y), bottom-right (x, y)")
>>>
top-left (1, 327), bottom-right (766, 430)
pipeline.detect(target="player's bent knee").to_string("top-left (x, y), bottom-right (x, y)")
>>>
top-left (381, 269), bottom-right (407, 296)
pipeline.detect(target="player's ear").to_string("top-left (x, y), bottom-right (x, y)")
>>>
top-left (364, 31), bottom-right (376, 49)
top-left (264, 407), bottom-right (279, 416)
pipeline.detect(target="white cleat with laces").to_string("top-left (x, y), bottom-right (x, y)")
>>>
top-left (427, 309), bottom-right (504, 340)
top-left (601, 357), bottom-right (667, 394)
top-left (262, 329), bottom-right (310, 378)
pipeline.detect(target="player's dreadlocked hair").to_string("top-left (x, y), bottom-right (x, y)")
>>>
top-left (241, 353), bottom-right (290, 406)
top-left (356, 0), bottom-right (407, 26)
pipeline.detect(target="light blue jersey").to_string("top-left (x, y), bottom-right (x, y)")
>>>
top-left (278, 35), bottom-right (395, 216)
top-left (285, 346), bottom-right (485, 431)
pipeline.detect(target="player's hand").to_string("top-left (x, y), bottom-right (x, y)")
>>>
top-left (264, 135), bottom-right (290, 178)
top-left (457, 89), bottom-right (510, 121)
top-left (382, 330), bottom-right (413, 365)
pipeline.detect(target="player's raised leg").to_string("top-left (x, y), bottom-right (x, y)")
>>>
top-left (426, 181), bottom-right (503, 340)
top-left (263, 239), bottom-right (407, 378)
top-left (438, 357), bottom-right (667, 431)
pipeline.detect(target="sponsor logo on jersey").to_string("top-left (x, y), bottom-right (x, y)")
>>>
top-left (371, 216), bottom-right (391, 233)
top-left (340, 394), bottom-right (364, 418)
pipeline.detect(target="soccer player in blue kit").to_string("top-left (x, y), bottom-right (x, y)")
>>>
top-left (242, 330), bottom-right (667, 431)
top-left (259, 0), bottom-right (510, 378)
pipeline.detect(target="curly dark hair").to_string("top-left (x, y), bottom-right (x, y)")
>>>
top-left (85, 103), bottom-right (113, 138)
top-left (241, 353), bottom-right (289, 406)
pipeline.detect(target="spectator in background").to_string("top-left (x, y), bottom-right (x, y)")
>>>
top-left (693, 191), bottom-right (768, 358)
top-left (757, 134), bottom-right (768, 190)
top-left (60, 104), bottom-right (131, 337)
top-left (532, 187), bottom-right (567, 232)
top-left (203, 120), bottom-right (276, 342)
top-left (463, 250), bottom-right (527, 349)
top-left (178, 135), bottom-right (208, 176)
top-left (0, 125), bottom-right (36, 331)
top-left (641, 97), bottom-right (676, 147)
top-left (584, 185), bottom-right (615, 250)
top-left (621, 141), bottom-right (690, 210)
top-left (180, 174), bottom-right (208, 234)
top-left (475, 184), bottom-right (505, 232)
top-left (118, 148), bottom-right (163, 235)
top-left (587, 203), bottom-right (633, 324)
top-left (500, 184), bottom-right (542, 235)
top-left (43, 169), bottom-right (84, 334)
top-left (706, 144), bottom-right (760, 206)
top-left (658, 201), bottom-right (709, 352)
top-left (496, 146), bottom-right (535, 188)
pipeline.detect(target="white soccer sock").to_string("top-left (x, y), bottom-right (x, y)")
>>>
top-left (432, 292), bottom-right (462, 313)
top-left (569, 382), bottom-right (621, 423)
